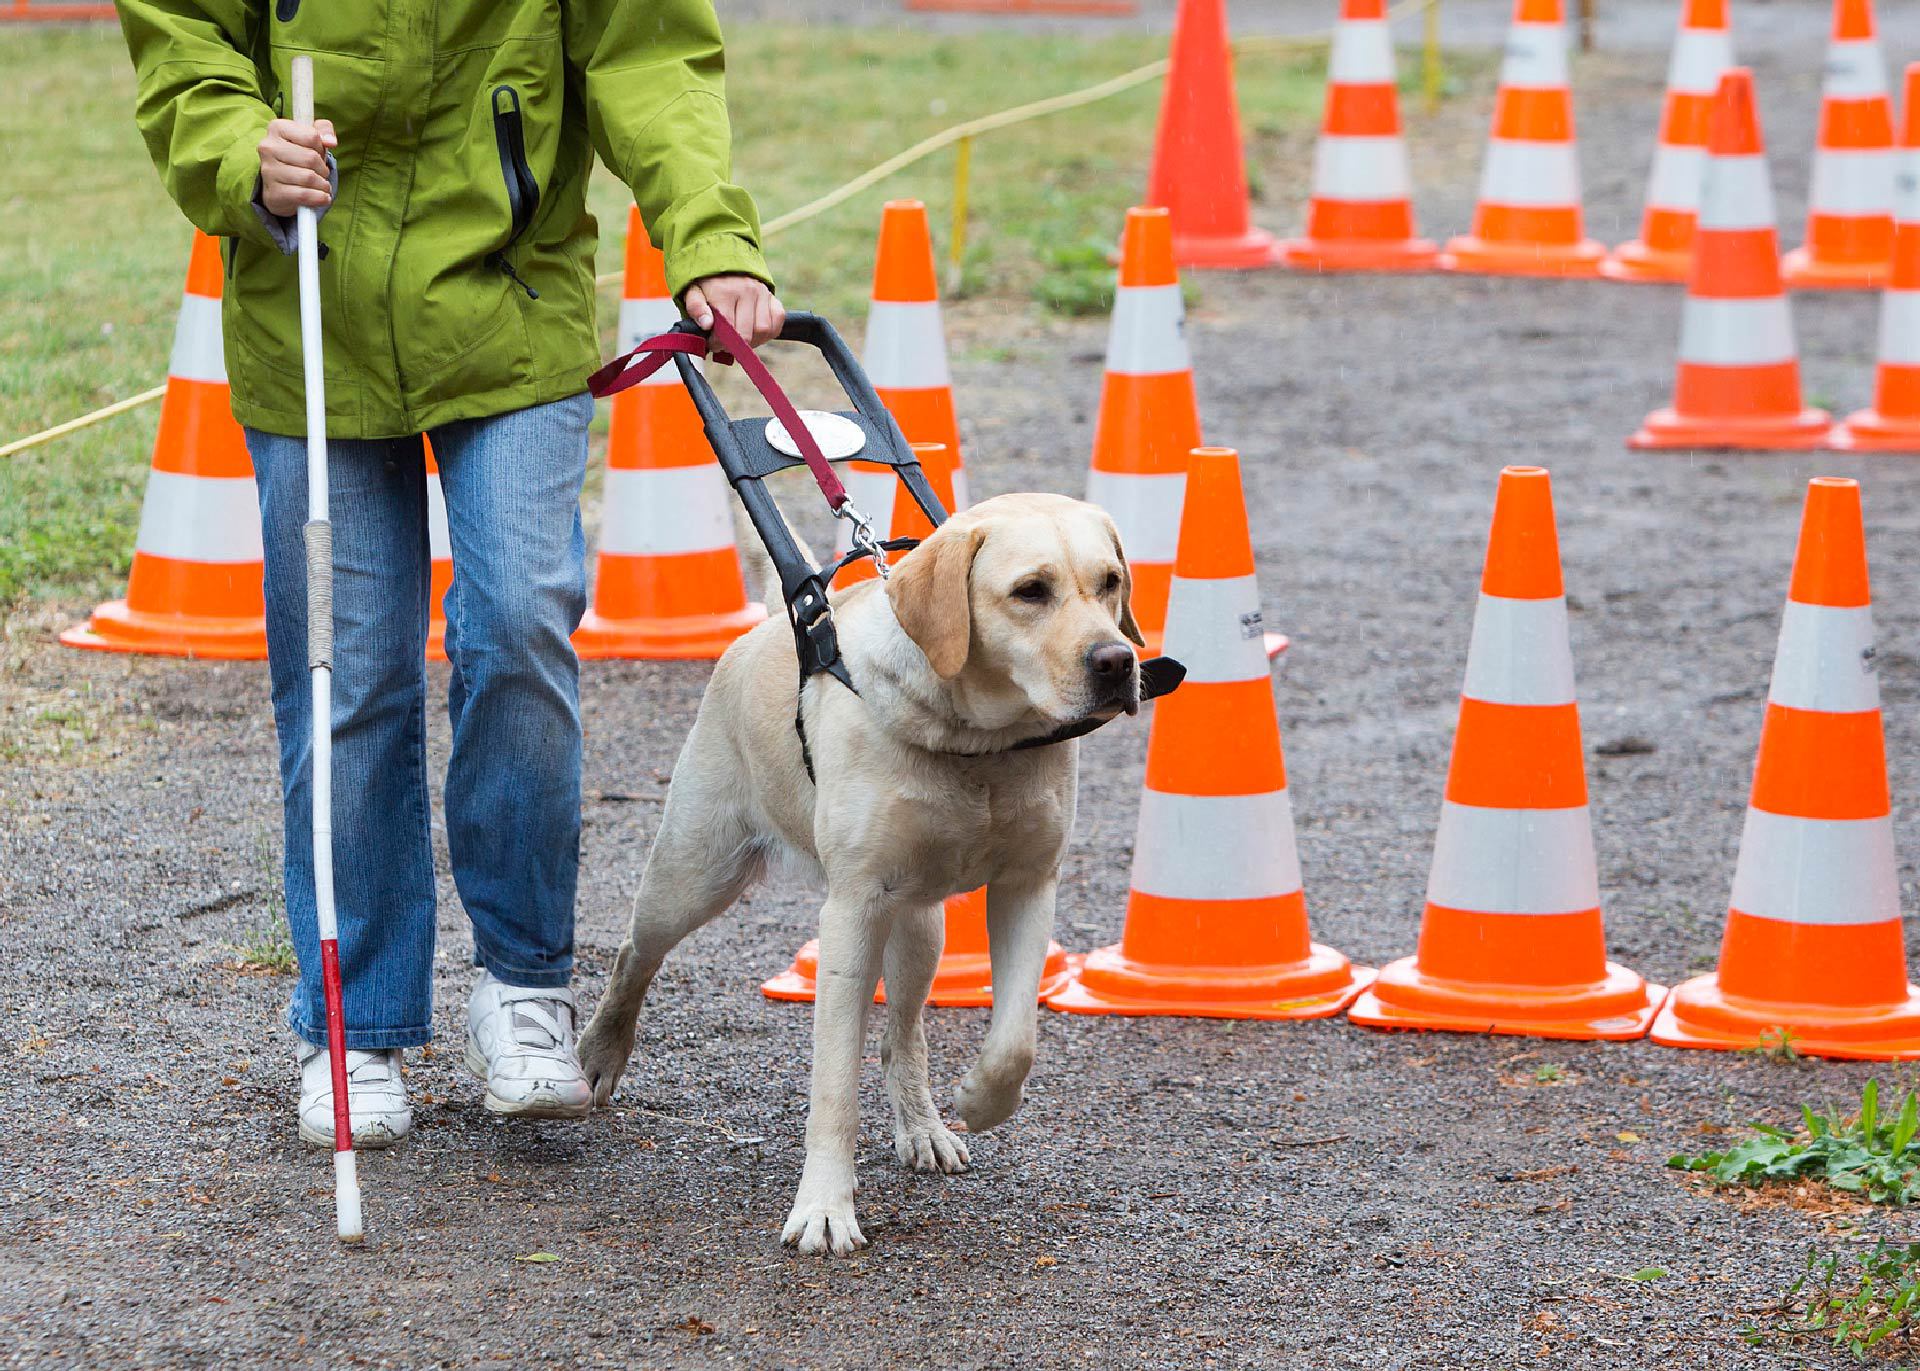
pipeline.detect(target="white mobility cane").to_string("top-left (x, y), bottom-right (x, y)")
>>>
top-left (290, 55), bottom-right (363, 1245)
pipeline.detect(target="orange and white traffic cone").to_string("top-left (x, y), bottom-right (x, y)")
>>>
top-left (1083, 207), bottom-right (1199, 653)
top-left (63, 230), bottom-right (267, 660)
top-left (574, 208), bottom-right (765, 659)
top-left (763, 888), bottom-right (1074, 1009)
top-left (1349, 467), bottom-right (1665, 1040)
top-left (1631, 70), bottom-right (1833, 449)
top-left (1047, 448), bottom-right (1371, 1020)
top-left (424, 438), bottom-right (452, 663)
top-left (1440, 0), bottom-right (1605, 277)
top-left (1276, 0), bottom-right (1437, 273)
top-left (1145, 0), bottom-right (1279, 269)
top-left (1782, 0), bottom-right (1896, 290)
top-left (1653, 478), bottom-right (1920, 1059)
top-left (1601, 0), bottom-right (1736, 283)
top-left (836, 202), bottom-right (969, 586)
top-left (1832, 64), bottom-right (1920, 451)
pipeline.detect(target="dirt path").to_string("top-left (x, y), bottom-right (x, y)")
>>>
top-left (9, 35), bottom-right (1920, 1371)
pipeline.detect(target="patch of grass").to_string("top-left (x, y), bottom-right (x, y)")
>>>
top-left (1033, 239), bottom-right (1119, 317)
top-left (230, 923), bottom-right (296, 977)
top-left (1671, 1080), bottom-right (1920, 1206)
top-left (1746, 1026), bottom-right (1804, 1063)
top-left (1533, 1063), bottom-right (1568, 1085)
top-left (1746, 1241), bottom-right (1920, 1361)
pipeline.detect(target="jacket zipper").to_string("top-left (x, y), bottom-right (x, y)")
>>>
top-left (488, 84), bottom-right (541, 300)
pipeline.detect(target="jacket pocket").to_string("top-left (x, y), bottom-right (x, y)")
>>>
top-left (488, 85), bottom-right (541, 299)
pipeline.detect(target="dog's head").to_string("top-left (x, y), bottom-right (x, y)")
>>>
top-left (886, 492), bottom-right (1144, 730)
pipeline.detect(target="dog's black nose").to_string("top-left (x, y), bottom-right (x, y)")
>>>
top-left (1086, 643), bottom-right (1136, 689)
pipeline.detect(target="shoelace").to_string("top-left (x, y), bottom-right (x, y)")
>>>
top-left (494, 992), bottom-right (576, 1064)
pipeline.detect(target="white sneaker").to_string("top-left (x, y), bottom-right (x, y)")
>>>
top-left (465, 971), bottom-right (592, 1118)
top-left (297, 1043), bottom-right (412, 1149)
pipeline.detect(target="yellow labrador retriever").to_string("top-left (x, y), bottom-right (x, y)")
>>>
top-left (577, 492), bottom-right (1142, 1256)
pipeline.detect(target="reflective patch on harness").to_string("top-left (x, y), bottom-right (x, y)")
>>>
top-left (766, 410), bottom-right (866, 460)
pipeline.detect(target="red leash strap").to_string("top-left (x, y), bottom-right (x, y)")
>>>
top-left (587, 313), bottom-right (850, 512)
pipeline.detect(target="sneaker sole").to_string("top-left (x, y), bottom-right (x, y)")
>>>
top-left (298, 1116), bottom-right (408, 1151)
top-left (465, 1041), bottom-right (591, 1120)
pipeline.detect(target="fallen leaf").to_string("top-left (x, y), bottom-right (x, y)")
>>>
top-left (1615, 1131), bottom-right (1642, 1144)
top-left (1033, 1255), bottom-right (1058, 1269)
top-left (677, 1316), bottom-right (715, 1335)
top-left (513, 1252), bottom-right (558, 1264)
top-left (1625, 1267), bottom-right (1666, 1282)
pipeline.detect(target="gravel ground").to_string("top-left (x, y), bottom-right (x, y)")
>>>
top-left (10, 17), bottom-right (1920, 1370)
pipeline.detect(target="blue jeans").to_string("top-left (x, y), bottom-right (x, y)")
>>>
top-left (247, 393), bottom-right (594, 1049)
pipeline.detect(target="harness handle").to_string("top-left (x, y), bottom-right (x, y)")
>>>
top-left (588, 312), bottom-right (850, 513)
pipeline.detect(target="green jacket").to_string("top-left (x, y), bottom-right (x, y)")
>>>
top-left (116, 0), bottom-right (772, 438)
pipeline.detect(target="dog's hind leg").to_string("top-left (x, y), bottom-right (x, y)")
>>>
top-left (954, 877), bottom-right (1057, 1134)
top-left (880, 902), bottom-right (970, 1175)
top-left (578, 767), bottom-right (764, 1106)
top-left (782, 891), bottom-right (888, 1256)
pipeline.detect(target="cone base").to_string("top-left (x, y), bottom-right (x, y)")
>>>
top-left (1652, 974), bottom-right (1920, 1061)
top-left (573, 603), bottom-right (768, 661)
top-left (1438, 236), bottom-right (1608, 279)
top-left (761, 938), bottom-right (1072, 1008)
top-left (427, 624), bottom-right (448, 664)
top-left (60, 601), bottom-right (267, 661)
top-left (1170, 227), bottom-right (1283, 272)
top-left (1781, 248), bottom-right (1890, 292)
top-left (1274, 236), bottom-right (1439, 274)
top-left (1348, 956), bottom-right (1665, 1041)
top-left (1830, 410), bottom-right (1920, 453)
top-left (1629, 407), bottom-right (1834, 451)
top-left (1598, 240), bottom-right (1691, 284)
top-left (1044, 945), bottom-right (1375, 1021)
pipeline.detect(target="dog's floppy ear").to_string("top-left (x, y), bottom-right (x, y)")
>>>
top-left (887, 519), bottom-right (984, 678)
top-left (1101, 513), bottom-right (1146, 648)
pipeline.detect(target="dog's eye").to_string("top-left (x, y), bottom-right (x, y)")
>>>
top-left (1102, 572), bottom-right (1122, 594)
top-left (1011, 580), bottom-right (1051, 604)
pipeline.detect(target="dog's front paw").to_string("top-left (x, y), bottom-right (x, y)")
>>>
top-left (575, 1015), bottom-right (635, 1108)
top-left (783, 1190), bottom-right (867, 1251)
top-left (781, 1171), bottom-right (866, 1257)
top-left (954, 1045), bottom-right (1032, 1134)
top-left (894, 1118), bottom-right (971, 1175)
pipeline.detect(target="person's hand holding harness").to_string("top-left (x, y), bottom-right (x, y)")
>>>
top-left (684, 273), bottom-right (784, 361)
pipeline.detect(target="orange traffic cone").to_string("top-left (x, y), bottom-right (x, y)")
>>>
top-left (1084, 208), bottom-right (1199, 653)
top-left (424, 438), bottom-right (452, 663)
top-left (763, 888), bottom-right (1074, 1008)
top-left (1047, 448), bottom-right (1372, 1020)
top-left (1833, 65), bottom-right (1920, 451)
top-left (1441, 0), bottom-right (1605, 277)
top-left (1349, 467), bottom-right (1665, 1040)
top-left (1653, 478), bottom-right (1920, 1059)
top-left (1276, 0), bottom-right (1437, 272)
top-left (63, 231), bottom-right (267, 659)
top-left (1782, 0), bottom-right (1896, 290)
top-left (574, 208), bottom-right (765, 659)
top-left (1631, 71), bottom-right (1833, 449)
top-left (1145, 0), bottom-right (1279, 269)
top-left (1601, 0), bottom-right (1736, 283)
top-left (836, 202), bottom-right (969, 586)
